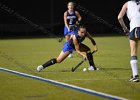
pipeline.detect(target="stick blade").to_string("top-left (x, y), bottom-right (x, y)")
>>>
top-left (71, 67), bottom-right (75, 72)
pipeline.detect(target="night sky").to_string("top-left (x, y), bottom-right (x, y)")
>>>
top-left (0, 0), bottom-right (128, 35)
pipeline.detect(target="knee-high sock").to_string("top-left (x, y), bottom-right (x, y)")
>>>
top-left (130, 56), bottom-right (138, 77)
top-left (86, 52), bottom-right (96, 68)
top-left (42, 58), bottom-right (57, 68)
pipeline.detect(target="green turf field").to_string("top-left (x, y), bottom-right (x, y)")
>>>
top-left (0, 36), bottom-right (140, 100)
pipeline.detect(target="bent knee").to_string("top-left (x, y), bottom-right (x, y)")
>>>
top-left (56, 59), bottom-right (62, 63)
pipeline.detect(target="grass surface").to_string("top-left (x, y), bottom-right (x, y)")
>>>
top-left (0, 36), bottom-right (140, 100)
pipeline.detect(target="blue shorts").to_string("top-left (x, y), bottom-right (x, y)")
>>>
top-left (130, 27), bottom-right (140, 40)
top-left (64, 26), bottom-right (78, 36)
top-left (62, 41), bottom-right (75, 53)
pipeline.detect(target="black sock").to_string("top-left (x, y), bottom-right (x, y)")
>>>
top-left (86, 52), bottom-right (96, 69)
top-left (42, 58), bottom-right (57, 68)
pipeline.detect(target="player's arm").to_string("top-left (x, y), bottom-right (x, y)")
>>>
top-left (72, 35), bottom-right (86, 58)
top-left (118, 2), bottom-right (129, 34)
top-left (75, 11), bottom-right (82, 25)
top-left (64, 12), bottom-right (70, 32)
top-left (86, 32), bottom-right (98, 52)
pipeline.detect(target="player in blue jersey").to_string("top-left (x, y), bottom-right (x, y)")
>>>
top-left (37, 26), bottom-right (98, 72)
top-left (64, 2), bottom-right (82, 41)
top-left (64, 2), bottom-right (82, 58)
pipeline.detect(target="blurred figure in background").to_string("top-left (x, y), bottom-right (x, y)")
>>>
top-left (64, 2), bottom-right (82, 58)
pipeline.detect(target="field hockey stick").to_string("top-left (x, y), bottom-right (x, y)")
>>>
top-left (71, 51), bottom-right (96, 72)
top-left (58, 37), bottom-right (64, 42)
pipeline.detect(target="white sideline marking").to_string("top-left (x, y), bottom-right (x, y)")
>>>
top-left (0, 67), bottom-right (127, 100)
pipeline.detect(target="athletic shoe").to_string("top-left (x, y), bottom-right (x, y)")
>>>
top-left (88, 66), bottom-right (99, 71)
top-left (68, 53), bottom-right (73, 58)
top-left (129, 75), bottom-right (139, 82)
top-left (129, 76), bottom-right (134, 82)
top-left (37, 65), bottom-right (44, 72)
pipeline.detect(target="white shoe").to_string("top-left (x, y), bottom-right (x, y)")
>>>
top-left (129, 75), bottom-right (139, 82)
top-left (68, 53), bottom-right (73, 58)
top-left (37, 65), bottom-right (43, 72)
top-left (88, 66), bottom-right (99, 71)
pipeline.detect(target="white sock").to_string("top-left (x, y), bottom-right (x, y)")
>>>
top-left (130, 60), bottom-right (138, 77)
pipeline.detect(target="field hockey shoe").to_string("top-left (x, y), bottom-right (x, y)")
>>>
top-left (68, 53), bottom-right (73, 58)
top-left (129, 75), bottom-right (139, 82)
top-left (37, 65), bottom-right (44, 72)
top-left (88, 66), bottom-right (99, 71)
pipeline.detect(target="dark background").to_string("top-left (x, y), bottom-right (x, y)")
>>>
top-left (0, 0), bottom-right (128, 37)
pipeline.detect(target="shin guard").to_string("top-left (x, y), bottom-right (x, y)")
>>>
top-left (43, 58), bottom-right (57, 68)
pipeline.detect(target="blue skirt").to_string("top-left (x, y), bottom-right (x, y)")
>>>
top-left (130, 27), bottom-right (140, 40)
top-left (64, 26), bottom-right (78, 36)
top-left (62, 41), bottom-right (75, 53)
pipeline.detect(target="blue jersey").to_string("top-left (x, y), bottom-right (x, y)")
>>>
top-left (62, 32), bottom-right (85, 52)
top-left (64, 10), bottom-right (78, 36)
top-left (66, 10), bottom-right (77, 26)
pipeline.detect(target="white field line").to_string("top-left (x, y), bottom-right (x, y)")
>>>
top-left (0, 67), bottom-right (128, 100)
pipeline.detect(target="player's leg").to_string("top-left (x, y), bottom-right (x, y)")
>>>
top-left (129, 39), bottom-right (139, 82)
top-left (57, 51), bottom-right (70, 63)
top-left (37, 51), bottom-right (70, 72)
top-left (67, 27), bottom-right (78, 58)
top-left (67, 26), bottom-right (78, 58)
top-left (65, 35), bottom-right (70, 42)
top-left (64, 26), bottom-right (70, 41)
top-left (66, 35), bottom-right (73, 58)
top-left (79, 43), bottom-right (97, 70)
top-left (129, 28), bottom-right (139, 82)
top-left (64, 26), bottom-right (73, 58)
top-left (65, 34), bottom-right (73, 58)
